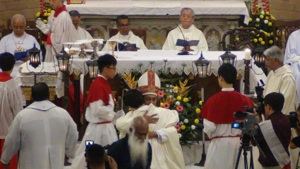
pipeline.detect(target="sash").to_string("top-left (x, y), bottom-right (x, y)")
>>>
top-left (259, 120), bottom-right (290, 168)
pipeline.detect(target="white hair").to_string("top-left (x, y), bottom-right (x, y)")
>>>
top-left (11, 14), bottom-right (26, 26)
top-left (263, 46), bottom-right (284, 63)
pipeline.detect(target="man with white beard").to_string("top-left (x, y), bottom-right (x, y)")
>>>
top-left (107, 116), bottom-right (152, 169)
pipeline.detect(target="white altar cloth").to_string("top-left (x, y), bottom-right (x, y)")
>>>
top-left (66, 1), bottom-right (250, 24)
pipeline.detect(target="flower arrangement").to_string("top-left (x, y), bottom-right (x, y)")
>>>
top-left (36, 0), bottom-right (54, 24)
top-left (247, 0), bottom-right (275, 48)
top-left (159, 79), bottom-right (203, 146)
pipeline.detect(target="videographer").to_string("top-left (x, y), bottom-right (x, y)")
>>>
top-left (290, 106), bottom-right (300, 150)
top-left (201, 63), bottom-right (254, 169)
top-left (85, 144), bottom-right (117, 169)
top-left (254, 92), bottom-right (291, 169)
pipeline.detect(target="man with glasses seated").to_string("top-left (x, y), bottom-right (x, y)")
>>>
top-left (102, 15), bottom-right (147, 52)
top-left (0, 14), bottom-right (40, 77)
top-left (162, 7), bottom-right (208, 52)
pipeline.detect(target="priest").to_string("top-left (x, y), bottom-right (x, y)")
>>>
top-left (102, 15), bottom-right (147, 52)
top-left (0, 14), bottom-right (40, 77)
top-left (162, 8), bottom-right (208, 52)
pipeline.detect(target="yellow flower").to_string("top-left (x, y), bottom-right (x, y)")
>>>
top-left (266, 11), bottom-right (270, 15)
top-left (268, 22), bottom-right (272, 26)
top-left (47, 8), bottom-right (52, 12)
top-left (253, 38), bottom-right (258, 43)
top-left (261, 41), bottom-right (265, 45)
top-left (258, 37), bottom-right (263, 42)
top-left (267, 33), bottom-right (271, 37)
top-left (180, 125), bottom-right (186, 130)
top-left (43, 19), bottom-right (48, 24)
top-left (183, 97), bottom-right (189, 103)
top-left (199, 100), bottom-right (203, 105)
top-left (173, 86), bottom-right (179, 91)
top-left (255, 23), bottom-right (260, 27)
top-left (194, 119), bottom-right (199, 124)
top-left (269, 40), bottom-right (273, 44)
top-left (195, 108), bottom-right (201, 114)
top-left (51, 10), bottom-right (55, 14)
top-left (36, 12), bottom-right (40, 17)
top-left (249, 18), bottom-right (252, 22)
top-left (177, 96), bottom-right (182, 101)
top-left (235, 37), bottom-right (239, 41)
top-left (160, 102), bottom-right (164, 107)
top-left (259, 15), bottom-right (264, 19)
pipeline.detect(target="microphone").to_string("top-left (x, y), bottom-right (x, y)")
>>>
top-left (166, 13), bottom-right (186, 41)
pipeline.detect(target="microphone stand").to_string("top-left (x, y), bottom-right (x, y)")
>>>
top-left (178, 45), bottom-right (190, 55)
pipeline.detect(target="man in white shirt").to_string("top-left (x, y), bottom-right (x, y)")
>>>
top-left (0, 14), bottom-right (40, 77)
top-left (163, 8), bottom-right (208, 52)
top-left (102, 15), bottom-right (147, 52)
top-left (0, 82), bottom-right (78, 169)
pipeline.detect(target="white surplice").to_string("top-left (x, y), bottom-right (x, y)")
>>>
top-left (162, 24), bottom-right (208, 51)
top-left (102, 31), bottom-right (147, 52)
top-left (74, 26), bottom-right (93, 49)
top-left (45, 11), bottom-right (78, 62)
top-left (0, 100), bottom-right (78, 169)
top-left (116, 104), bottom-right (185, 169)
top-left (263, 65), bottom-right (298, 115)
top-left (0, 32), bottom-right (40, 77)
top-left (0, 78), bottom-right (24, 139)
top-left (284, 29), bottom-right (300, 104)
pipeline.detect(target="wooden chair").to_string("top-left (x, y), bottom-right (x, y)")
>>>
top-left (109, 28), bottom-right (147, 44)
top-left (272, 19), bottom-right (300, 49)
top-left (220, 27), bottom-right (268, 51)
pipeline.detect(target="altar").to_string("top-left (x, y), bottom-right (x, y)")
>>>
top-left (66, 1), bottom-right (250, 50)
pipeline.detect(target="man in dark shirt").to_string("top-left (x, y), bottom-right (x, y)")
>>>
top-left (255, 92), bottom-right (291, 168)
top-left (107, 116), bottom-right (152, 169)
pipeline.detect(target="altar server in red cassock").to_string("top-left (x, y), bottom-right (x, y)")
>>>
top-left (201, 63), bottom-right (253, 169)
top-left (0, 53), bottom-right (23, 169)
top-left (71, 54), bottom-right (118, 169)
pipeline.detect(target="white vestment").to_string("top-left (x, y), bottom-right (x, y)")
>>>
top-left (203, 119), bottom-right (243, 169)
top-left (74, 27), bottom-right (93, 49)
top-left (102, 31), bottom-right (147, 52)
top-left (0, 32), bottom-right (40, 77)
top-left (116, 104), bottom-right (185, 169)
top-left (0, 78), bottom-right (24, 139)
top-left (284, 29), bottom-right (300, 104)
top-left (45, 11), bottom-right (78, 62)
top-left (162, 24), bottom-right (208, 51)
top-left (0, 100), bottom-right (78, 169)
top-left (263, 65), bottom-right (298, 115)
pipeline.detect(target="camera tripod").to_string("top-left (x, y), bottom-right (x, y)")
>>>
top-left (235, 134), bottom-right (254, 169)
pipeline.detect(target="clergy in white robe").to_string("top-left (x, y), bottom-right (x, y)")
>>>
top-left (0, 83), bottom-right (78, 169)
top-left (71, 54), bottom-right (118, 169)
top-left (263, 46), bottom-right (298, 115)
top-left (69, 10), bottom-right (93, 49)
top-left (162, 8), bottom-right (208, 52)
top-left (44, 1), bottom-right (78, 62)
top-left (284, 29), bottom-right (300, 104)
top-left (102, 15), bottom-right (147, 52)
top-left (0, 14), bottom-right (40, 78)
top-left (116, 104), bottom-right (185, 169)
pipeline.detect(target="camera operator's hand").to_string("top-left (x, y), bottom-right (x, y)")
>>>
top-left (107, 156), bottom-right (118, 169)
top-left (290, 135), bottom-right (300, 149)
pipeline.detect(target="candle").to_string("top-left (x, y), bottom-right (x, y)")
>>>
top-left (245, 49), bottom-right (251, 60)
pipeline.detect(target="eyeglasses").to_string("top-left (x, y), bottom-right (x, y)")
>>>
top-left (118, 24), bottom-right (130, 28)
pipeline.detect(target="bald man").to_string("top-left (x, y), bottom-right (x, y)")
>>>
top-left (0, 14), bottom-right (40, 77)
top-left (108, 116), bottom-right (152, 169)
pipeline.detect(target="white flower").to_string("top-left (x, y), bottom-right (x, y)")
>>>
top-left (261, 11), bottom-right (265, 15)
top-left (178, 133), bottom-right (182, 138)
top-left (191, 125), bottom-right (196, 130)
top-left (184, 119), bottom-right (189, 123)
top-left (175, 101), bottom-right (180, 106)
top-left (264, 20), bottom-right (268, 24)
top-left (256, 18), bottom-right (260, 22)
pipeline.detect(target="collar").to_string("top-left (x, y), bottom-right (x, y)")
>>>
top-left (221, 88), bottom-right (234, 91)
top-left (98, 74), bottom-right (107, 80)
top-left (272, 65), bottom-right (291, 76)
top-left (179, 24), bottom-right (195, 32)
top-left (118, 31), bottom-right (133, 41)
top-left (28, 100), bottom-right (56, 111)
top-left (0, 72), bottom-right (12, 82)
top-left (54, 5), bottom-right (67, 18)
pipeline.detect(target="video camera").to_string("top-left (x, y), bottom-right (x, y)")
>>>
top-left (231, 106), bottom-right (259, 136)
top-left (289, 112), bottom-right (299, 128)
top-left (254, 86), bottom-right (265, 115)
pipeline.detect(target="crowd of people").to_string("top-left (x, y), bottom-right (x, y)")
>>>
top-left (1, 1), bottom-right (300, 169)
